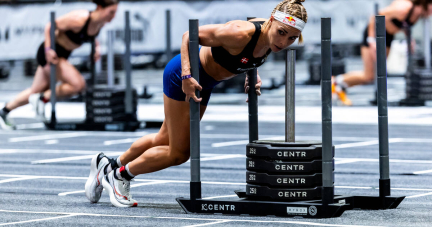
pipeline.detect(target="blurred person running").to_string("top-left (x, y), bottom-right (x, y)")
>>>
top-left (0, 0), bottom-right (119, 130)
top-left (332, 0), bottom-right (432, 106)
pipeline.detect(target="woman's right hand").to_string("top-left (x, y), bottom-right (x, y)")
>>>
top-left (182, 77), bottom-right (203, 102)
top-left (45, 49), bottom-right (59, 65)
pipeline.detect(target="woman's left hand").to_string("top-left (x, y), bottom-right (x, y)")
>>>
top-left (244, 72), bottom-right (262, 102)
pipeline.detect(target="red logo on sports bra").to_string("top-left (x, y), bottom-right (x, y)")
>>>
top-left (241, 57), bottom-right (249, 64)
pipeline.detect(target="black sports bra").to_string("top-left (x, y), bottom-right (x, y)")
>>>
top-left (211, 21), bottom-right (272, 75)
top-left (65, 11), bottom-right (100, 45)
top-left (391, 5), bottom-right (415, 28)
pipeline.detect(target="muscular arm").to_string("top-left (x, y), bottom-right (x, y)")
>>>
top-left (181, 21), bottom-right (253, 76)
top-left (44, 10), bottom-right (89, 49)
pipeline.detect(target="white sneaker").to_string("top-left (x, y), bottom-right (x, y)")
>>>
top-left (102, 171), bottom-right (138, 207)
top-left (0, 114), bottom-right (15, 130)
top-left (85, 152), bottom-right (109, 203)
top-left (28, 93), bottom-right (45, 120)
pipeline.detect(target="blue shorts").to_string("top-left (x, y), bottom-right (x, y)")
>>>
top-left (163, 50), bottom-right (221, 106)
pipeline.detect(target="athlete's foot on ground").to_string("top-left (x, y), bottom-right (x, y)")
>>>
top-left (336, 89), bottom-right (352, 106)
top-left (28, 93), bottom-right (46, 120)
top-left (85, 152), bottom-right (110, 203)
top-left (332, 80), bottom-right (352, 106)
top-left (102, 171), bottom-right (138, 208)
top-left (0, 112), bottom-right (15, 130)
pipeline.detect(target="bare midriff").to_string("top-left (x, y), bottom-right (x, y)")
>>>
top-left (199, 46), bottom-right (236, 81)
top-left (55, 32), bottom-right (82, 51)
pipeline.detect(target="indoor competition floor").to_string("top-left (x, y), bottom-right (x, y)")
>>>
top-left (0, 119), bottom-right (431, 226)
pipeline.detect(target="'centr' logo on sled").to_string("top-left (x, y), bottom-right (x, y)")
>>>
top-left (283, 16), bottom-right (296, 26)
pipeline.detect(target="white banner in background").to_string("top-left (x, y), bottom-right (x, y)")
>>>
top-left (0, 1), bottom-right (375, 60)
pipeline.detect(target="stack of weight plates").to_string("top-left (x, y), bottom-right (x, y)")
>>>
top-left (307, 56), bottom-right (345, 85)
top-left (406, 67), bottom-right (432, 101)
top-left (245, 140), bottom-right (334, 201)
top-left (86, 86), bottom-right (138, 124)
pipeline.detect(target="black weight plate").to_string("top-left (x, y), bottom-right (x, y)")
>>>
top-left (86, 113), bottom-right (136, 123)
top-left (246, 184), bottom-right (322, 201)
top-left (246, 158), bottom-right (323, 174)
top-left (87, 91), bottom-right (138, 99)
top-left (252, 140), bottom-right (322, 147)
top-left (88, 86), bottom-right (137, 96)
top-left (246, 171), bottom-right (323, 188)
top-left (86, 105), bottom-right (137, 115)
top-left (419, 94), bottom-right (432, 100)
top-left (406, 78), bottom-right (432, 87)
top-left (413, 68), bottom-right (432, 78)
top-left (86, 98), bottom-right (138, 107)
top-left (246, 143), bottom-right (330, 160)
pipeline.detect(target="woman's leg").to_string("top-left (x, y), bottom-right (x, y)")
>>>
top-left (42, 58), bottom-right (86, 100)
top-left (119, 121), bottom-right (169, 165)
top-left (5, 65), bottom-right (50, 111)
top-left (126, 95), bottom-right (207, 175)
top-left (340, 46), bottom-right (376, 87)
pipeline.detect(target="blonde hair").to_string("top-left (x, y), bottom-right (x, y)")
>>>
top-left (263, 0), bottom-right (308, 44)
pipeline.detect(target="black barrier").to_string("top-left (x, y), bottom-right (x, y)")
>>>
top-left (247, 17), bottom-right (259, 143)
top-left (166, 10), bottom-right (172, 62)
top-left (189, 19), bottom-right (201, 203)
top-left (376, 15), bottom-right (391, 199)
top-left (321, 17), bottom-right (334, 208)
top-left (49, 12), bottom-right (57, 127)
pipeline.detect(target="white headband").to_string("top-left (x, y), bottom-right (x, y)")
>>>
top-left (273, 10), bottom-right (306, 32)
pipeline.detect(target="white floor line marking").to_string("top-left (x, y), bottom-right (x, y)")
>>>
top-left (0, 174), bottom-right (87, 180)
top-left (202, 195), bottom-right (238, 200)
top-left (211, 139), bottom-right (249, 148)
top-left (0, 214), bottom-right (77, 226)
top-left (390, 188), bottom-right (432, 191)
top-left (413, 169), bottom-right (432, 175)
top-left (335, 186), bottom-right (374, 190)
top-left (335, 158), bottom-right (432, 164)
top-left (1, 173), bottom-right (432, 192)
top-left (335, 159), bottom-right (363, 165)
top-left (9, 132), bottom-right (88, 142)
top-left (104, 138), bottom-right (141, 146)
top-left (406, 192), bottom-right (432, 199)
top-left (390, 138), bottom-right (432, 143)
top-left (58, 190), bottom-right (85, 196)
top-left (0, 148), bottom-right (120, 155)
top-left (56, 180), bottom-right (241, 197)
top-left (0, 209), bottom-right (383, 227)
top-left (130, 181), bottom-right (169, 188)
top-left (0, 177), bottom-right (39, 184)
top-left (335, 140), bottom-right (379, 149)
top-left (14, 123), bottom-right (45, 130)
top-left (184, 220), bottom-right (231, 227)
top-left (199, 154), bottom-right (244, 162)
top-left (45, 140), bottom-right (58, 145)
top-left (31, 152), bottom-right (124, 164)
top-left (59, 181), bottom-right (169, 196)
